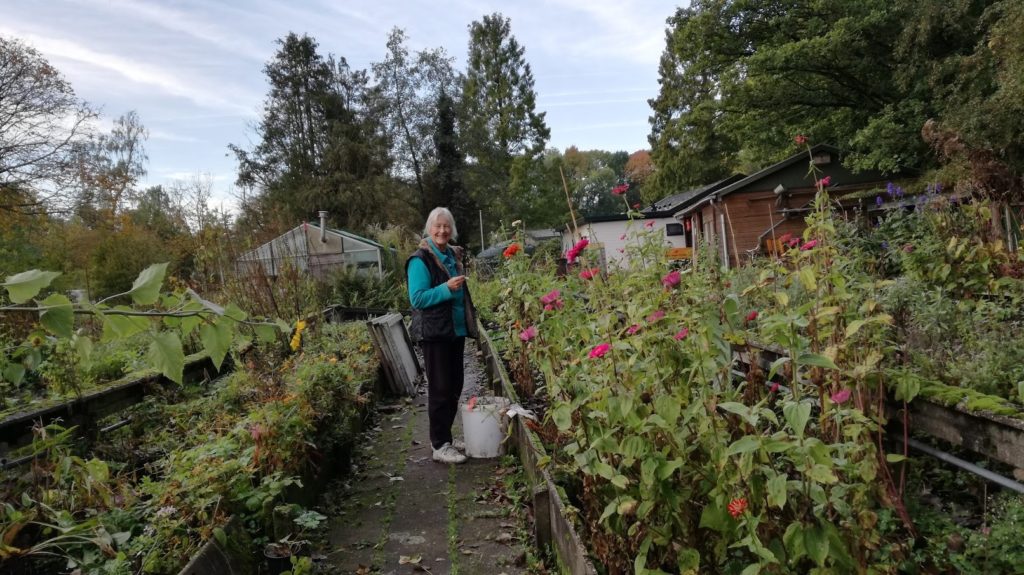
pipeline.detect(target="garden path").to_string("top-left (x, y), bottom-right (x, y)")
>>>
top-left (320, 340), bottom-right (531, 575)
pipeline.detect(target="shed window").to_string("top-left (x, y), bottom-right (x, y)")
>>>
top-left (665, 223), bottom-right (684, 237)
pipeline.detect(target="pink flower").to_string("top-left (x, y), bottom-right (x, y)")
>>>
top-left (612, 183), bottom-right (630, 196)
top-left (777, 232), bottom-right (793, 244)
top-left (745, 310), bottom-right (759, 323)
top-left (794, 134), bottom-right (808, 145)
top-left (619, 234), bottom-right (626, 240)
top-left (566, 237), bottom-right (590, 264)
top-left (544, 296), bottom-right (569, 311)
top-left (626, 324), bottom-right (641, 335)
top-left (519, 325), bottom-right (538, 342)
top-left (661, 270), bottom-right (681, 288)
top-left (787, 237), bottom-right (800, 248)
top-left (819, 176), bottom-right (831, 187)
top-left (579, 267), bottom-right (600, 280)
top-left (769, 382), bottom-right (780, 393)
top-left (589, 343), bottom-right (611, 358)
top-left (646, 310), bottom-right (665, 323)
top-left (632, 202), bottom-right (641, 209)
top-left (617, 248), bottom-right (625, 254)
top-left (644, 220), bottom-right (655, 229)
top-left (831, 388), bottom-right (851, 404)
top-left (902, 243), bottom-right (915, 253)
top-left (674, 327), bottom-right (690, 340)
top-left (800, 239), bottom-right (818, 251)
top-left (540, 289), bottom-right (561, 305)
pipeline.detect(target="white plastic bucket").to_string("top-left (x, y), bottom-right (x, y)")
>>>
top-left (460, 396), bottom-right (510, 458)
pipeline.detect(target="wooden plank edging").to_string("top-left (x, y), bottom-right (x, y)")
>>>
top-left (476, 322), bottom-right (598, 575)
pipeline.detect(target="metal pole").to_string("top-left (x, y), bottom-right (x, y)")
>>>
top-left (906, 437), bottom-right (1024, 494)
top-left (479, 210), bottom-right (485, 251)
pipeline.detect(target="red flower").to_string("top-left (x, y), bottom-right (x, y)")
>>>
top-left (589, 343), bottom-right (611, 358)
top-left (566, 237), bottom-right (590, 264)
top-left (727, 497), bottom-right (748, 518)
top-left (819, 176), bottom-right (832, 187)
top-left (612, 183), bottom-right (630, 196)
top-left (800, 239), bottom-right (818, 251)
top-left (794, 134), bottom-right (807, 145)
top-left (503, 243), bottom-right (521, 258)
top-left (579, 267), bottom-right (601, 280)
top-left (632, 202), bottom-right (641, 209)
top-left (769, 382), bottom-right (780, 393)
top-left (745, 310), bottom-right (758, 322)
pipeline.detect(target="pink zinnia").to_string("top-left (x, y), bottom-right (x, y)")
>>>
top-left (831, 388), bottom-right (851, 404)
top-left (646, 310), bottom-right (666, 323)
top-left (800, 239), bottom-right (819, 251)
top-left (769, 382), bottom-right (780, 393)
top-left (794, 134), bottom-right (808, 145)
top-left (819, 176), bottom-right (831, 187)
top-left (589, 343), bottom-right (611, 358)
top-left (612, 183), bottom-right (630, 196)
top-left (519, 325), bottom-right (538, 342)
top-left (626, 324), bottom-right (641, 335)
top-left (619, 234), bottom-right (626, 241)
top-left (674, 328), bottom-right (689, 340)
top-left (644, 220), bottom-right (655, 229)
top-left (540, 289), bottom-right (561, 305)
top-left (661, 270), bottom-right (681, 288)
top-left (566, 237), bottom-right (590, 264)
top-left (727, 497), bottom-right (748, 518)
top-left (579, 267), bottom-right (600, 280)
top-left (543, 299), bottom-right (564, 311)
top-left (745, 310), bottom-right (758, 322)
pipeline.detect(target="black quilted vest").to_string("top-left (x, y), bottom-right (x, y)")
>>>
top-left (406, 247), bottom-right (478, 342)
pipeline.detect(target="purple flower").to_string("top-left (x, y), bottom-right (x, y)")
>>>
top-left (876, 196), bottom-right (883, 207)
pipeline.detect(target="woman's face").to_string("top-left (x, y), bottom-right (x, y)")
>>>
top-left (429, 215), bottom-right (453, 249)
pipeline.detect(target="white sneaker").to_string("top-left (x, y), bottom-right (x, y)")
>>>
top-left (432, 443), bottom-right (467, 464)
top-left (451, 439), bottom-right (466, 452)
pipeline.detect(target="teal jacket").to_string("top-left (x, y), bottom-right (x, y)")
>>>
top-left (407, 238), bottom-right (469, 338)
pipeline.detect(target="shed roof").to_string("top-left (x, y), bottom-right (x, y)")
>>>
top-left (713, 144), bottom-right (842, 199)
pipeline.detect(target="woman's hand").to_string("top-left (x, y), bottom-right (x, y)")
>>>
top-left (446, 275), bottom-right (466, 291)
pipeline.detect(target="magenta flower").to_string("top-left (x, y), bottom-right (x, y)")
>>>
top-left (745, 310), bottom-right (759, 323)
top-left (794, 134), bottom-right (808, 145)
top-left (589, 343), bottom-right (611, 358)
top-left (646, 310), bottom-right (666, 323)
top-left (566, 237), bottom-right (590, 264)
top-left (619, 234), bottom-right (627, 241)
top-left (831, 388), bottom-right (852, 404)
top-left (612, 183), bottom-right (630, 196)
top-left (579, 267), bottom-right (600, 280)
top-left (540, 289), bottom-right (561, 305)
top-left (674, 327), bottom-right (690, 340)
top-left (626, 324), bottom-right (642, 336)
top-left (519, 325), bottom-right (538, 342)
top-left (661, 270), bottom-right (681, 288)
top-left (543, 301), bottom-right (562, 311)
top-left (819, 176), bottom-right (831, 187)
top-left (769, 382), bottom-right (780, 393)
top-left (800, 239), bottom-right (819, 251)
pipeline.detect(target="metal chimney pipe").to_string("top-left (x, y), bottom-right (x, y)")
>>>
top-left (318, 211), bottom-right (328, 243)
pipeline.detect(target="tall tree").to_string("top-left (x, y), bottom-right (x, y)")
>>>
top-left (426, 92), bottom-right (478, 247)
top-left (461, 13), bottom-right (550, 226)
top-left (372, 28), bottom-right (459, 219)
top-left (72, 111), bottom-right (149, 220)
top-left (0, 36), bottom-right (96, 214)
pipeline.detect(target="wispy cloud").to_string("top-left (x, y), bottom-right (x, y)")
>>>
top-left (0, 28), bottom-right (256, 115)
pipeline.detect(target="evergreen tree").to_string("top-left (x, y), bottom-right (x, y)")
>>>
top-left (427, 92), bottom-right (478, 249)
top-left (461, 13), bottom-right (550, 228)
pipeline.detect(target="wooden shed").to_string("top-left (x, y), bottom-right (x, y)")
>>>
top-left (673, 145), bottom-right (908, 267)
top-left (236, 212), bottom-right (387, 279)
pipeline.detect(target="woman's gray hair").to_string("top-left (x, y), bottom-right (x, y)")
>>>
top-left (424, 207), bottom-right (458, 241)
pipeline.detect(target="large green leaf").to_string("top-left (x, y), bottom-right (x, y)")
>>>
top-left (199, 320), bottom-right (233, 371)
top-left (654, 395), bottom-right (680, 426)
top-left (3, 270), bottom-right (61, 304)
top-left (38, 293), bottom-right (74, 338)
top-left (551, 403), bottom-right (572, 431)
top-left (783, 401), bottom-right (812, 438)
top-left (797, 353), bottom-right (838, 370)
top-left (726, 435), bottom-right (762, 456)
top-left (102, 307), bottom-right (150, 341)
top-left (3, 363), bottom-right (25, 386)
top-left (767, 472), bottom-right (787, 509)
top-left (254, 323), bottom-right (277, 344)
top-left (149, 331), bottom-right (184, 384)
top-left (803, 524), bottom-right (829, 567)
top-left (128, 263), bottom-right (169, 305)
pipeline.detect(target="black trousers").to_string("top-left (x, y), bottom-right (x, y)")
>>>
top-left (420, 337), bottom-right (465, 449)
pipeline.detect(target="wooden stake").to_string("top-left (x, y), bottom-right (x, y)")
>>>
top-left (560, 166), bottom-right (580, 238)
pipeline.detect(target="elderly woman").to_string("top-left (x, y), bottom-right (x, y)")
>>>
top-left (406, 207), bottom-right (478, 464)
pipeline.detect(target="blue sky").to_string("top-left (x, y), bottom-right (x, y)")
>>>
top-left (2, 0), bottom-right (678, 211)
